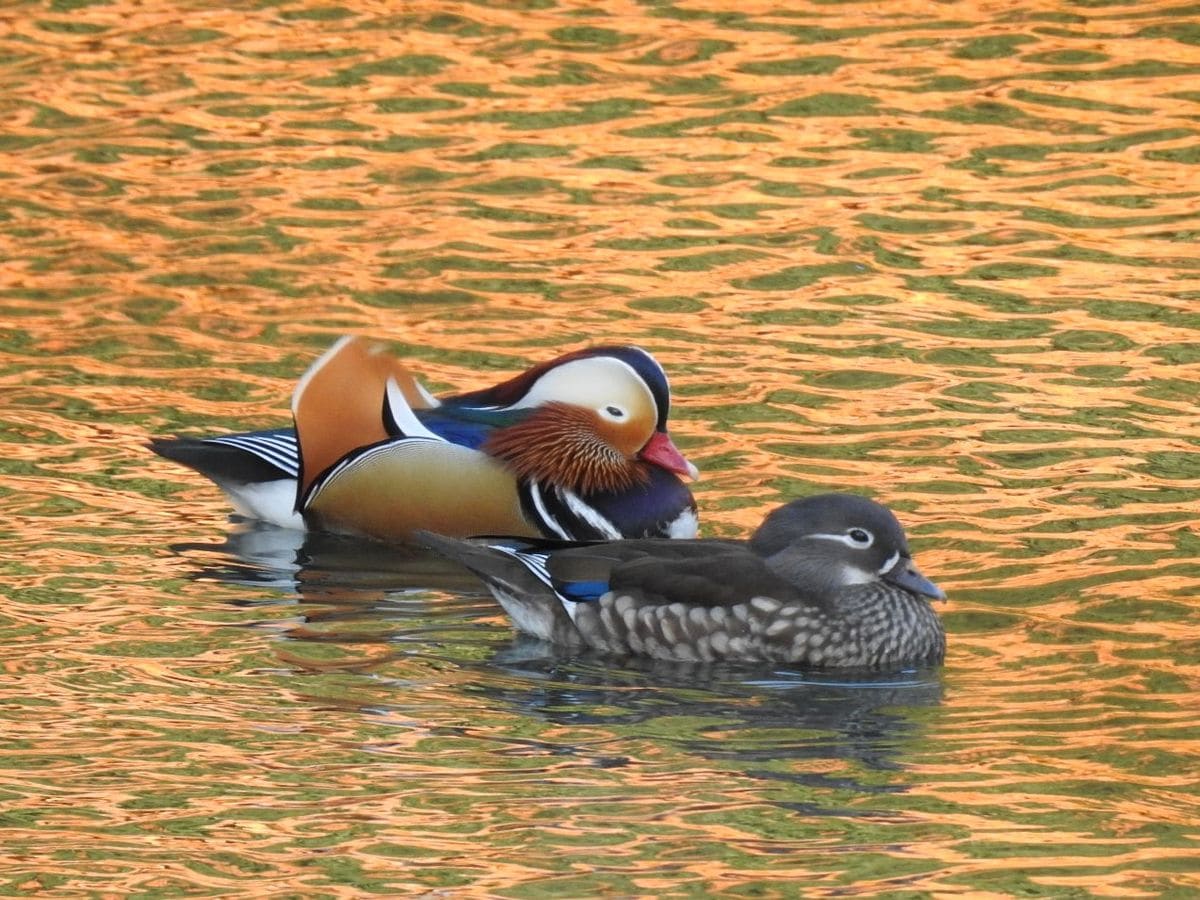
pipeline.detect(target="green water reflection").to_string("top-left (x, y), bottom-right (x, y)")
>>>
top-left (2, 0), bottom-right (1200, 895)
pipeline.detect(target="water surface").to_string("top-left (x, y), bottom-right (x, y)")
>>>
top-left (2, 1), bottom-right (1200, 896)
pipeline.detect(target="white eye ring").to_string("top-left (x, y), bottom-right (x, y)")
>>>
top-left (601, 405), bottom-right (627, 421)
top-left (847, 528), bottom-right (874, 547)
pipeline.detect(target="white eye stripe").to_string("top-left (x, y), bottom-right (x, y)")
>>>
top-left (806, 531), bottom-right (874, 549)
top-left (811, 535), bottom-right (868, 549)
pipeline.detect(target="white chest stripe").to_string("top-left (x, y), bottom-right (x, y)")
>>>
top-left (559, 488), bottom-right (622, 540)
top-left (528, 481), bottom-right (570, 540)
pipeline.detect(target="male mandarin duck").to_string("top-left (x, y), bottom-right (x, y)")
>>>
top-left (150, 337), bottom-right (700, 542)
top-left (418, 493), bottom-right (946, 667)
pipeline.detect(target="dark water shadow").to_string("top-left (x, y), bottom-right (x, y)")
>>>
top-left (464, 635), bottom-right (944, 776)
top-left (170, 517), bottom-right (484, 595)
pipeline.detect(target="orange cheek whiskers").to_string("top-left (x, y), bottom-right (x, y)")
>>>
top-left (483, 404), bottom-right (648, 495)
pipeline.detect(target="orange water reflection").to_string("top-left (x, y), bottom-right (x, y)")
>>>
top-left (2, 0), bottom-right (1200, 895)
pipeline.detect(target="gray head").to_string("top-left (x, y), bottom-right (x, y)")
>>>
top-left (748, 493), bottom-right (944, 601)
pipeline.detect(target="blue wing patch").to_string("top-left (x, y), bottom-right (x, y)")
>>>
top-left (557, 580), bottom-right (610, 603)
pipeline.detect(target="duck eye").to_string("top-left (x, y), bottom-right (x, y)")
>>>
top-left (603, 405), bottom-right (626, 419)
top-left (847, 528), bottom-right (873, 546)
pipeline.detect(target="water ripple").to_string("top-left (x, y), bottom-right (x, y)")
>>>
top-left (2, 0), bottom-right (1199, 895)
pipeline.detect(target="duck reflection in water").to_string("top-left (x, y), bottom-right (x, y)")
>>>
top-left (472, 634), bottom-right (944, 778)
top-left (173, 519), bottom-right (487, 595)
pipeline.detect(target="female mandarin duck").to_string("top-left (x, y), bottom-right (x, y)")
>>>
top-left (150, 337), bottom-right (699, 542)
top-left (418, 493), bottom-right (946, 667)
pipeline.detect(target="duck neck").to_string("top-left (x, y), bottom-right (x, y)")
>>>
top-left (837, 585), bottom-right (946, 666)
